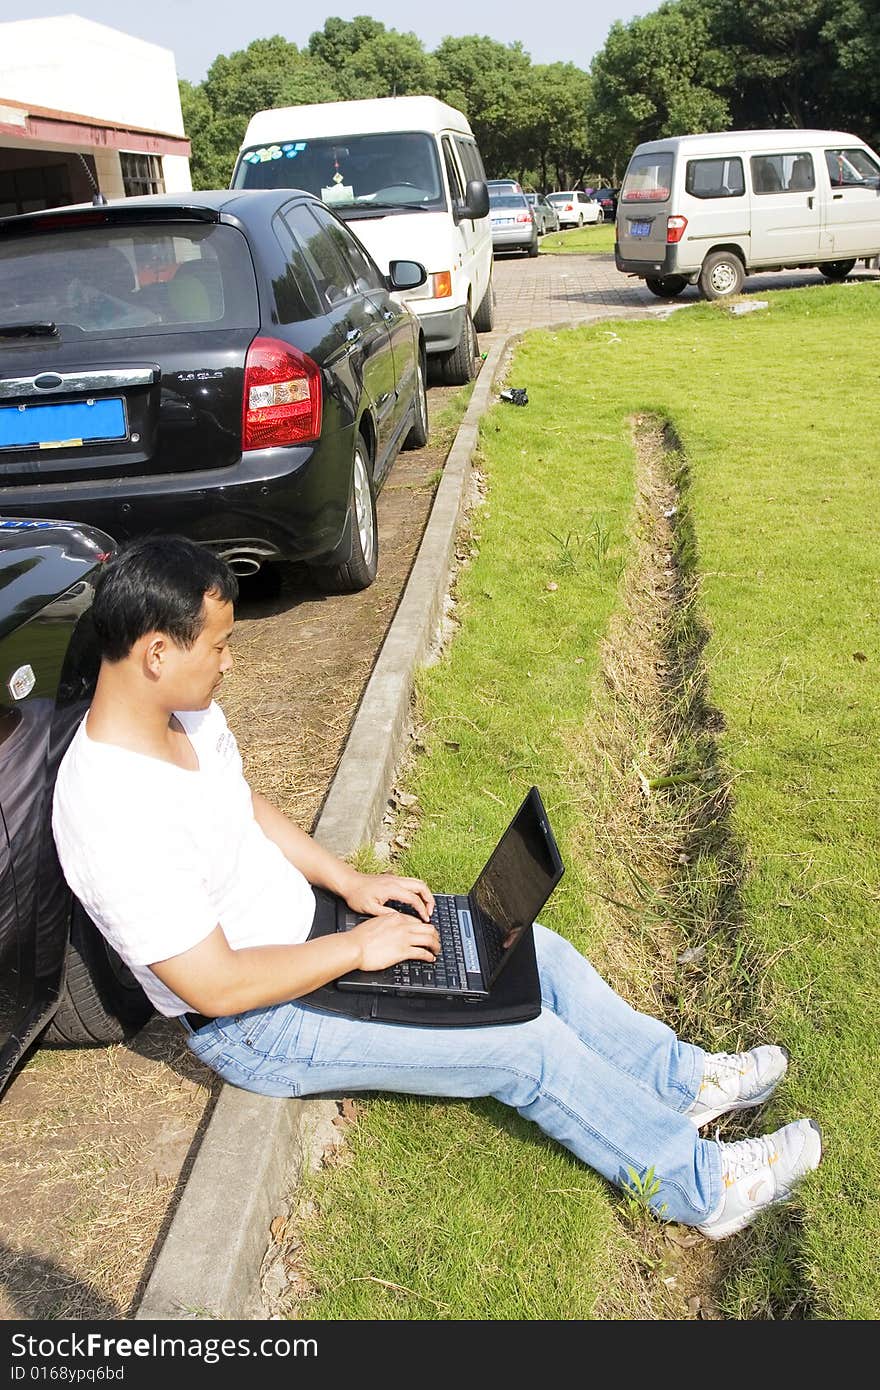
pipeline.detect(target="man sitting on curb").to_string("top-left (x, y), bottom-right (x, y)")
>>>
top-left (52, 536), bottom-right (822, 1241)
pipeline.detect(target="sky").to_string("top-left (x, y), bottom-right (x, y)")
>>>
top-left (0, 2), bottom-right (651, 84)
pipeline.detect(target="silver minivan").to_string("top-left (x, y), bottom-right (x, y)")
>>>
top-left (615, 129), bottom-right (880, 299)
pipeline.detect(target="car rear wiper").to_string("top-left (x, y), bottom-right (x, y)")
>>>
top-left (0, 321), bottom-right (60, 340)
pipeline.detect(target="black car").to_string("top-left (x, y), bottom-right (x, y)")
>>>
top-left (0, 190), bottom-right (429, 591)
top-left (592, 187), bottom-right (619, 220)
top-left (0, 518), bottom-right (152, 1097)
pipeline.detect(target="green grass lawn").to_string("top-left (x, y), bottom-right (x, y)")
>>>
top-left (541, 222), bottom-right (615, 254)
top-left (294, 283), bottom-right (879, 1320)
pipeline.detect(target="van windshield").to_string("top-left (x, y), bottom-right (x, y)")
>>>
top-left (233, 132), bottom-right (446, 212)
top-left (621, 152), bottom-right (673, 203)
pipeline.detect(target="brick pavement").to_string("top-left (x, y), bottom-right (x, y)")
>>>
top-left (485, 246), bottom-right (879, 342)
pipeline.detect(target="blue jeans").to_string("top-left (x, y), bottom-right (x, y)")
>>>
top-left (183, 925), bottom-right (722, 1225)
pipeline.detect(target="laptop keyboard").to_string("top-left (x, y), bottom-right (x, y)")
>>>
top-left (386, 898), bottom-right (467, 991)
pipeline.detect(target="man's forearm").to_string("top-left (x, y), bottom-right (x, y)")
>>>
top-left (252, 791), bottom-right (356, 897)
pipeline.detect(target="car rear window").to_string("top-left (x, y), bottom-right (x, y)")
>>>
top-left (490, 194), bottom-right (529, 209)
top-left (0, 222), bottom-right (259, 340)
top-left (621, 152), bottom-right (673, 203)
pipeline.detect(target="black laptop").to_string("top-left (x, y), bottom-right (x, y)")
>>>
top-left (334, 786), bottom-right (564, 1001)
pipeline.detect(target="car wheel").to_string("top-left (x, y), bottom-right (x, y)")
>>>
top-left (645, 275), bottom-right (688, 299)
top-left (698, 250), bottom-right (745, 300)
top-left (403, 354), bottom-right (428, 450)
top-left (527, 234), bottom-right (539, 257)
top-left (818, 259), bottom-right (857, 281)
top-left (45, 902), bottom-right (153, 1045)
top-left (577, 213), bottom-right (584, 227)
top-left (595, 208), bottom-right (604, 224)
top-left (473, 278), bottom-right (495, 332)
top-left (313, 437), bottom-right (378, 593)
top-left (437, 307), bottom-right (477, 385)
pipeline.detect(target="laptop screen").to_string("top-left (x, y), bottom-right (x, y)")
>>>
top-left (470, 788), bottom-right (563, 982)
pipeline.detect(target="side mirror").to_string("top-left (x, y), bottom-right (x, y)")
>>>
top-left (387, 259), bottom-right (427, 291)
top-left (454, 179), bottom-right (490, 223)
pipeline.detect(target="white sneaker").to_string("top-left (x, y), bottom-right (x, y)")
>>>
top-left (696, 1118), bottom-right (822, 1241)
top-left (686, 1045), bottom-right (789, 1127)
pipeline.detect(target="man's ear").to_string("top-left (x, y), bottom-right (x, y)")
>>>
top-left (141, 632), bottom-right (168, 680)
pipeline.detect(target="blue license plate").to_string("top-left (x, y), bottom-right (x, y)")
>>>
top-left (629, 221), bottom-right (652, 237)
top-left (0, 397), bottom-right (127, 450)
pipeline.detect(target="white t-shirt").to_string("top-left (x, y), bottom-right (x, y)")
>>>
top-left (52, 701), bottom-right (316, 1017)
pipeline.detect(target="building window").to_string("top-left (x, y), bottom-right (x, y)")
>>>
top-left (120, 153), bottom-right (164, 196)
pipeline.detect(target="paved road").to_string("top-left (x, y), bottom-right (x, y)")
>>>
top-left (486, 245), bottom-right (879, 339)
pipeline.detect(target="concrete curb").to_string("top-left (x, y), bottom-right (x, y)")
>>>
top-left (134, 335), bottom-right (510, 1321)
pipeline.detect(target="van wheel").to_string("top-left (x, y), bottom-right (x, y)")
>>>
top-left (819, 259), bottom-right (857, 281)
top-left (311, 437), bottom-right (378, 592)
top-left (473, 278), bottom-right (495, 332)
top-left (437, 308), bottom-right (477, 385)
top-left (645, 275), bottom-right (687, 299)
top-left (45, 902), bottom-right (153, 1046)
top-left (698, 251), bottom-right (744, 300)
top-left (403, 355), bottom-right (428, 449)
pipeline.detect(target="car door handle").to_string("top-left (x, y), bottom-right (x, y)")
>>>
top-left (833, 193), bottom-right (844, 200)
top-left (381, 309), bottom-right (396, 324)
top-left (345, 328), bottom-right (362, 343)
top-left (807, 196), bottom-right (814, 209)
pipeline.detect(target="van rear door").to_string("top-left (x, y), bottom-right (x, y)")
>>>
top-left (617, 150), bottom-right (674, 264)
top-left (821, 143), bottom-right (880, 257)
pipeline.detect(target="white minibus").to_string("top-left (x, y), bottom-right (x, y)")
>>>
top-left (231, 96), bottom-right (493, 382)
top-left (615, 129), bottom-right (880, 299)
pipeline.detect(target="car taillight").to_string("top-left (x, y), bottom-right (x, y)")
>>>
top-left (242, 336), bottom-right (322, 450)
top-left (666, 216), bottom-right (688, 244)
top-left (515, 213), bottom-right (532, 223)
top-left (565, 202), bottom-right (574, 211)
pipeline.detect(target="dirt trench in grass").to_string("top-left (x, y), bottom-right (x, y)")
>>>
top-left (265, 412), bottom-right (814, 1321)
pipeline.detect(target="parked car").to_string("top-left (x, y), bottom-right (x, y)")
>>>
top-left (0, 518), bottom-right (153, 1097)
top-left (592, 187), bottom-right (619, 219)
top-left (546, 191), bottom-right (604, 227)
top-left (488, 188), bottom-right (539, 256)
top-left (526, 193), bottom-right (560, 235)
top-left (0, 189), bottom-right (429, 592)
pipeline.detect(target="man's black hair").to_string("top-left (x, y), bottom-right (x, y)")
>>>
top-left (91, 535), bottom-right (239, 662)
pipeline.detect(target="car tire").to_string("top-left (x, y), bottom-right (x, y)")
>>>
top-left (577, 213), bottom-right (584, 227)
top-left (698, 250), bottom-right (745, 300)
top-left (45, 901), bottom-right (153, 1046)
top-left (527, 235), bottom-right (539, 257)
top-left (645, 275), bottom-right (688, 299)
top-left (437, 307), bottom-right (477, 385)
top-left (403, 354), bottom-right (428, 450)
top-left (818, 259), bottom-right (857, 281)
top-left (595, 208), bottom-right (604, 224)
top-left (312, 436), bottom-right (378, 593)
top-left (473, 278), bottom-right (495, 332)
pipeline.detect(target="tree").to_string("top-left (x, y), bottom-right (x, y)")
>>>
top-left (338, 31), bottom-right (438, 100)
top-left (522, 63), bottom-right (592, 190)
top-left (307, 16), bottom-right (387, 70)
top-left (433, 35), bottom-right (535, 176)
top-left (182, 36), bottom-right (338, 189)
top-left (587, 3), bottom-right (731, 179)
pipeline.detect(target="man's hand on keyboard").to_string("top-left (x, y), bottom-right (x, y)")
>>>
top-left (347, 910), bottom-right (441, 973)
top-left (341, 869), bottom-right (435, 922)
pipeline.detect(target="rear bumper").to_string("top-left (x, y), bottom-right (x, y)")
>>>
top-left (0, 430), bottom-right (354, 564)
top-left (491, 225), bottom-right (535, 251)
top-left (615, 243), bottom-right (686, 278)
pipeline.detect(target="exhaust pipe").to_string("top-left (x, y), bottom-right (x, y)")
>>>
top-left (223, 551), bottom-right (263, 577)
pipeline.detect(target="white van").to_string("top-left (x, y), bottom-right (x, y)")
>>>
top-left (615, 129), bottom-right (880, 300)
top-left (231, 96), bottom-right (493, 382)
